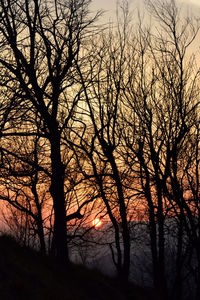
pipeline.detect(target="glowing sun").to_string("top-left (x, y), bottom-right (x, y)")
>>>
top-left (92, 218), bottom-right (102, 228)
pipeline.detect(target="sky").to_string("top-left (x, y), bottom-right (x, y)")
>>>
top-left (91, 0), bottom-right (200, 16)
top-left (187, 0), bottom-right (200, 5)
top-left (90, 0), bottom-right (200, 56)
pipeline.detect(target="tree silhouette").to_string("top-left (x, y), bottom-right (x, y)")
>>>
top-left (0, 0), bottom-right (100, 264)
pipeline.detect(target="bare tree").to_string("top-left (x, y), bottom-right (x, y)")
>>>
top-left (121, 0), bottom-right (200, 298)
top-left (0, 131), bottom-right (50, 255)
top-left (0, 0), bottom-right (100, 265)
top-left (67, 2), bottom-right (133, 281)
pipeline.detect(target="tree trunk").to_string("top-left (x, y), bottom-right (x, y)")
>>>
top-left (32, 180), bottom-right (46, 256)
top-left (157, 186), bottom-right (168, 300)
top-left (49, 130), bottom-right (68, 265)
top-left (143, 164), bottom-right (168, 299)
top-left (173, 217), bottom-right (183, 300)
top-left (37, 214), bottom-right (46, 256)
top-left (91, 158), bottom-right (123, 276)
top-left (109, 154), bottom-right (130, 281)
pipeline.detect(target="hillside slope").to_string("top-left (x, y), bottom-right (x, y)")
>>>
top-left (0, 235), bottom-right (152, 300)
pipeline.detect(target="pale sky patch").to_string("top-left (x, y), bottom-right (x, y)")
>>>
top-left (91, 0), bottom-right (200, 60)
top-left (91, 0), bottom-right (200, 12)
top-left (182, 0), bottom-right (200, 6)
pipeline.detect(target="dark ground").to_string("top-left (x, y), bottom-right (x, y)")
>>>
top-left (0, 234), bottom-right (154, 300)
